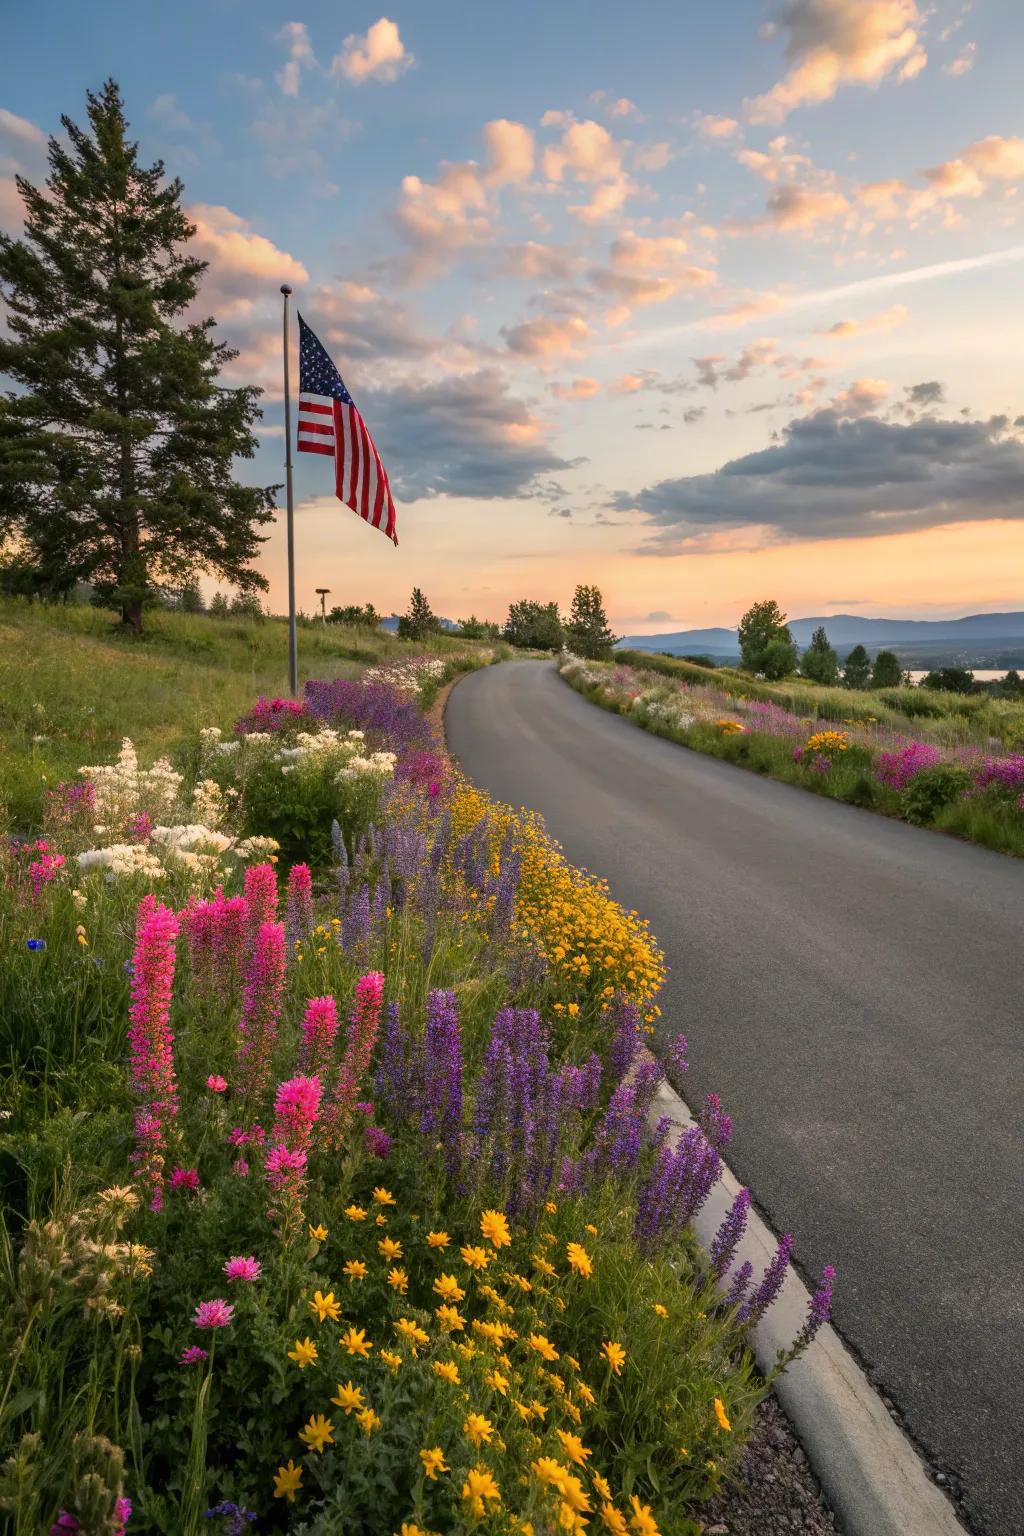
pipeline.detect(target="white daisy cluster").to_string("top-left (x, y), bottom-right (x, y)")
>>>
top-left (363, 655), bottom-right (447, 696)
top-left (79, 738), bottom-right (183, 832)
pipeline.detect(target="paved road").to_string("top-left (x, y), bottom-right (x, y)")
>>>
top-left (447, 660), bottom-right (1023, 1536)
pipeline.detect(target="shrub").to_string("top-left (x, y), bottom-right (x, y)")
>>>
top-left (902, 764), bottom-right (971, 825)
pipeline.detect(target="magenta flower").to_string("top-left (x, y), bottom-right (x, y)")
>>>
top-left (193, 1298), bottom-right (235, 1329)
top-left (127, 898), bottom-right (180, 1211)
top-left (113, 1497), bottom-right (132, 1536)
top-left (224, 1255), bottom-right (262, 1283)
top-left (28, 848), bottom-right (65, 902)
top-left (298, 995), bottom-right (339, 1078)
top-left (232, 1158), bottom-right (250, 1177)
top-left (180, 1345), bottom-right (210, 1365)
top-left (243, 863), bottom-right (279, 948)
top-left (236, 922), bottom-right (286, 1101)
top-left (183, 889), bottom-right (248, 1003)
top-left (49, 1514), bottom-right (80, 1534)
top-left (271, 1073), bottom-right (322, 1151)
top-left (169, 1167), bottom-right (200, 1192)
top-left (207, 1074), bottom-right (228, 1093)
top-left (324, 972), bottom-right (385, 1148)
top-left (285, 863), bottom-right (315, 944)
top-left (364, 1126), bottom-right (392, 1159)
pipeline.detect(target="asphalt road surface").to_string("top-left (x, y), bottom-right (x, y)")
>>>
top-left (446, 659), bottom-right (1023, 1536)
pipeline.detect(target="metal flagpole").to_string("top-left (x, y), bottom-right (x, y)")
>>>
top-left (281, 284), bottom-right (298, 696)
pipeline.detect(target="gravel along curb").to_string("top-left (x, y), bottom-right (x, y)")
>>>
top-left (648, 1071), bottom-right (968, 1536)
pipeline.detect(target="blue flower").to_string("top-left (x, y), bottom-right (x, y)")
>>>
top-left (26, 938), bottom-right (46, 952)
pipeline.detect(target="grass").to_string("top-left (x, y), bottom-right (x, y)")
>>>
top-left (0, 599), bottom-right (493, 828)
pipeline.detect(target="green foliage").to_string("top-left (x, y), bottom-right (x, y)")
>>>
top-left (207, 593), bottom-right (230, 619)
top-left (328, 604), bottom-right (380, 629)
top-left (921, 666), bottom-right (977, 694)
top-left (456, 615), bottom-right (501, 640)
top-left (397, 588), bottom-right (440, 642)
top-left (800, 627), bottom-right (839, 686)
top-left (737, 600), bottom-right (797, 678)
top-left (0, 80), bottom-right (276, 635)
top-left (901, 764), bottom-right (971, 825)
top-left (842, 644), bottom-right (871, 690)
top-left (177, 579), bottom-right (205, 615)
top-left (504, 599), bottom-right (564, 652)
top-left (564, 585), bottom-right (617, 661)
top-left (870, 650), bottom-right (903, 689)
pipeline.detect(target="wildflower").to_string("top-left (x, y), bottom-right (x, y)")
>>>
top-left (169, 1167), bottom-right (200, 1192)
top-left (387, 1265), bottom-right (409, 1294)
top-left (341, 1326), bottom-right (373, 1357)
top-left (373, 1186), bottom-right (397, 1205)
top-left (273, 1461), bottom-right (303, 1503)
top-left (566, 1243), bottom-right (593, 1279)
top-left (331, 1381), bottom-right (366, 1415)
top-left (180, 1346), bottom-right (209, 1365)
top-left (545, 1201), bottom-right (558, 1214)
top-left (288, 1338), bottom-right (318, 1369)
top-left (380, 1348), bottom-right (403, 1371)
top-left (207, 1075), bottom-right (228, 1093)
top-left (600, 1505), bottom-right (628, 1535)
top-left (343, 1260), bottom-right (367, 1282)
top-left (308, 1223), bottom-right (328, 1241)
top-left (310, 1289), bottom-right (341, 1323)
top-left (420, 1446), bottom-right (449, 1480)
top-left (299, 1414), bottom-right (335, 1454)
top-left (224, 1256), bottom-right (262, 1283)
top-left (464, 1412), bottom-right (495, 1448)
top-left (127, 901), bottom-right (180, 1211)
top-left (480, 1209), bottom-right (511, 1250)
top-left (378, 1236), bottom-right (403, 1261)
top-left (593, 1474), bottom-right (613, 1503)
top-left (462, 1465), bottom-right (501, 1518)
top-left (532, 1458), bottom-right (570, 1492)
top-left (433, 1273), bottom-right (466, 1303)
top-left (528, 1332), bottom-right (560, 1362)
top-left (652, 1303), bottom-right (668, 1319)
top-left (236, 922), bottom-right (286, 1103)
top-left (193, 1298), bottom-right (234, 1329)
top-left (427, 1230), bottom-right (450, 1248)
top-left (396, 1317), bottom-right (430, 1348)
top-left (345, 1204), bottom-right (368, 1222)
top-left (713, 1398), bottom-right (732, 1432)
top-left (795, 1263), bottom-right (837, 1349)
top-left (324, 972), bottom-right (386, 1146)
top-left (433, 1360), bottom-right (461, 1384)
top-left (557, 1431), bottom-right (591, 1466)
top-left (576, 1382), bottom-right (596, 1406)
top-left (601, 1341), bottom-right (626, 1375)
top-left (460, 1244), bottom-right (490, 1270)
top-left (628, 1497), bottom-right (660, 1536)
top-left (366, 1127), bottom-right (392, 1158)
top-left (356, 1406), bottom-right (381, 1435)
top-left (484, 1368), bottom-right (509, 1395)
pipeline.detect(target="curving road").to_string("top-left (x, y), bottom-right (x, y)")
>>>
top-left (447, 659), bottom-right (1023, 1536)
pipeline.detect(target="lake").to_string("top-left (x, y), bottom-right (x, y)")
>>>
top-left (905, 669), bottom-right (1013, 684)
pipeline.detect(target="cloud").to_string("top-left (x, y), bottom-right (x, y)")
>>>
top-left (542, 118), bottom-right (634, 224)
top-left (146, 93), bottom-right (197, 133)
top-left (613, 370), bottom-right (693, 395)
top-left (501, 313), bottom-right (592, 360)
top-left (694, 338), bottom-right (781, 388)
top-left (589, 91), bottom-right (641, 120)
top-left (756, 181), bottom-right (849, 230)
top-left (645, 610), bottom-right (674, 621)
top-left (683, 406), bottom-right (707, 424)
top-left (495, 242), bottom-right (580, 282)
top-left (482, 119), bottom-right (535, 185)
top-left (857, 134), bottom-right (1024, 223)
top-left (0, 177), bottom-right (26, 234)
top-left (186, 203), bottom-right (308, 319)
top-left (944, 42), bottom-right (976, 76)
top-left (712, 291), bottom-right (787, 328)
top-left (904, 379), bottom-right (944, 407)
top-left (616, 406), bottom-right (1024, 548)
top-left (829, 377), bottom-right (891, 413)
top-left (332, 17), bottom-right (413, 85)
top-left (697, 114), bottom-right (741, 140)
top-left (588, 231), bottom-right (715, 311)
top-left (815, 302), bottom-right (908, 337)
top-left (276, 21), bottom-right (316, 96)
top-left (551, 377), bottom-right (601, 400)
top-left (746, 0), bottom-right (927, 124)
top-left (0, 108), bottom-right (46, 148)
top-left (633, 141), bottom-right (675, 173)
top-left (359, 370), bottom-right (573, 500)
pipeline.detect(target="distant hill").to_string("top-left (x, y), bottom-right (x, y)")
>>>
top-left (379, 614), bottom-right (461, 634)
top-left (618, 611), bottom-right (1024, 666)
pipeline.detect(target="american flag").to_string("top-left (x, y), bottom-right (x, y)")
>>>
top-left (296, 313), bottom-right (398, 545)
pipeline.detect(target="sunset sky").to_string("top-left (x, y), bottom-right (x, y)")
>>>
top-left (3, 0), bottom-right (1023, 630)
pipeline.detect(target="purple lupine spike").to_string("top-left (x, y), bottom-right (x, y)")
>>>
top-left (712, 1185), bottom-right (752, 1284)
top-left (371, 874), bottom-right (388, 927)
top-left (724, 1260), bottom-right (753, 1311)
top-left (666, 1032), bottom-right (689, 1079)
top-left (794, 1263), bottom-right (836, 1349)
top-left (344, 882), bottom-right (371, 954)
top-left (607, 994), bottom-right (643, 1082)
top-left (740, 1233), bottom-right (795, 1325)
top-left (421, 990), bottom-right (463, 1180)
top-left (374, 1001), bottom-right (418, 1122)
top-left (428, 810), bottom-right (450, 881)
top-left (699, 1092), bottom-right (733, 1151)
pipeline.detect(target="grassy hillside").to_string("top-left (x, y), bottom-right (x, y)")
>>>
top-left (0, 599), bottom-right (487, 827)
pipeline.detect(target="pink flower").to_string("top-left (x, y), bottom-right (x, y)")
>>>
top-left (113, 1497), bottom-right (132, 1536)
top-left (224, 1255), bottom-right (262, 1283)
top-left (271, 1074), bottom-right (322, 1152)
top-left (264, 1144), bottom-right (307, 1186)
top-left (235, 922), bottom-right (286, 1101)
top-left (243, 863), bottom-right (278, 948)
top-left (232, 1158), bottom-right (250, 1177)
top-left (324, 973), bottom-right (385, 1149)
top-left (193, 1298), bottom-right (234, 1329)
top-left (298, 996), bottom-right (339, 1078)
top-left (285, 863), bottom-right (314, 944)
top-left (179, 1345), bottom-right (209, 1365)
top-left (28, 849), bottom-right (65, 901)
top-left (127, 899), bottom-right (179, 1211)
top-left (207, 1074), bottom-right (228, 1093)
top-left (126, 811), bottom-right (153, 843)
top-left (169, 1167), bottom-right (200, 1192)
top-left (183, 889), bottom-right (248, 1003)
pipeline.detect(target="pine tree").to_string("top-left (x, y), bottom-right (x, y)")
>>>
top-left (0, 80), bottom-right (276, 634)
top-left (565, 584), bottom-right (617, 660)
top-left (208, 591), bottom-right (230, 619)
top-left (871, 650), bottom-right (904, 689)
top-left (178, 577), bottom-right (205, 613)
top-left (801, 625), bottom-right (839, 685)
top-left (397, 587), bottom-right (439, 641)
top-left (842, 643), bottom-right (871, 690)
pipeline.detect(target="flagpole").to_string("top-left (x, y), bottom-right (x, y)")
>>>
top-left (281, 283), bottom-right (298, 697)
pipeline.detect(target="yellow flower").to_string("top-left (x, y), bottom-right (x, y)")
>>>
top-left (299, 1413), bottom-right (335, 1454)
top-left (373, 1186), bottom-right (397, 1205)
top-left (564, 1400), bottom-right (583, 1425)
top-left (560, 1474), bottom-right (592, 1517)
top-left (308, 1224), bottom-right (328, 1241)
top-left (341, 1326), bottom-right (373, 1358)
top-left (600, 1504), bottom-right (628, 1536)
top-left (395, 1317), bottom-right (430, 1348)
top-left (527, 1332), bottom-right (559, 1362)
top-left (380, 1348), bottom-right (404, 1372)
top-left (273, 1460), bottom-right (303, 1502)
top-left (601, 1341), bottom-right (626, 1375)
top-left (557, 1430), bottom-right (591, 1466)
top-left (356, 1406), bottom-right (381, 1435)
top-left (343, 1260), bottom-right (367, 1282)
top-left (592, 1473), bottom-right (612, 1503)
top-left (484, 1368), bottom-right (509, 1395)
top-left (378, 1237), bottom-right (404, 1261)
top-left (532, 1457), bottom-right (570, 1493)
top-left (678, 1446), bottom-right (689, 1459)
top-left (460, 1244), bottom-right (490, 1271)
top-left (420, 1446), bottom-right (450, 1480)
top-left (433, 1360), bottom-right (461, 1384)
top-left (713, 1397), bottom-right (732, 1433)
top-left (330, 1380), bottom-right (365, 1415)
top-left (532, 1253), bottom-right (556, 1277)
top-left (628, 1496), bottom-right (660, 1536)
top-left (528, 1398), bottom-right (548, 1422)
top-left (344, 1205), bottom-right (367, 1222)
top-left (388, 1266), bottom-right (409, 1295)
top-left (480, 1209), bottom-right (511, 1250)
top-left (287, 1337), bottom-right (318, 1369)
top-left (462, 1465), bottom-right (501, 1518)
top-left (375, 1213), bottom-right (388, 1227)
top-left (433, 1272), bottom-right (466, 1303)
top-left (309, 1289), bottom-right (341, 1323)
top-left (464, 1411), bottom-right (494, 1448)
top-left (426, 1231), bottom-right (450, 1248)
top-left (585, 1224), bottom-right (598, 1237)
top-left (576, 1382), bottom-right (596, 1406)
top-left (565, 1242), bottom-right (593, 1279)
top-left (436, 1304), bottom-right (466, 1333)
top-left (652, 1304), bottom-right (668, 1319)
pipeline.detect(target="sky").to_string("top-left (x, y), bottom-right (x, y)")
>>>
top-left (2, 0), bottom-right (1024, 631)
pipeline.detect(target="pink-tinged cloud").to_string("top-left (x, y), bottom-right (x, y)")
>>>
top-left (332, 17), bottom-right (414, 85)
top-left (944, 42), bottom-right (976, 77)
top-left (0, 107), bottom-right (46, 147)
top-left (186, 204), bottom-right (308, 318)
top-left (815, 303), bottom-right (908, 337)
top-left (697, 113), bottom-right (741, 140)
top-left (713, 291), bottom-right (787, 328)
top-left (482, 119), bottom-right (535, 185)
top-left (551, 377), bottom-right (601, 400)
top-left (830, 376), bottom-right (891, 413)
top-left (276, 21), bottom-right (315, 96)
top-left (501, 313), bottom-right (592, 359)
top-left (746, 0), bottom-right (927, 125)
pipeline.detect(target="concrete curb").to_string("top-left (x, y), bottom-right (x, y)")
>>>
top-left (647, 1071), bottom-right (968, 1536)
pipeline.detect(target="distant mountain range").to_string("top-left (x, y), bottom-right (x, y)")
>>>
top-left (379, 614), bottom-right (460, 633)
top-left (618, 612), bottom-right (1024, 667)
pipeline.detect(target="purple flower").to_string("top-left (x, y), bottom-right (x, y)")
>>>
top-left (740, 1233), bottom-right (794, 1325)
top-left (709, 1188), bottom-right (750, 1279)
top-left (180, 1345), bottom-right (210, 1365)
top-left (794, 1263), bottom-right (836, 1349)
top-left (364, 1126), bottom-right (392, 1159)
top-left (724, 1260), bottom-right (753, 1311)
top-left (421, 990), bottom-right (463, 1180)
